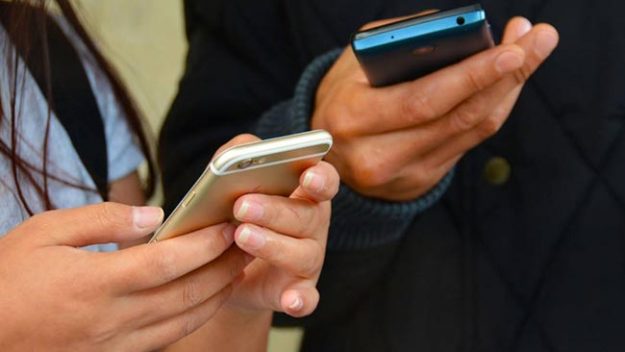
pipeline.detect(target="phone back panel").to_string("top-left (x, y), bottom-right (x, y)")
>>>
top-left (151, 131), bottom-right (332, 242)
top-left (352, 5), bottom-right (494, 87)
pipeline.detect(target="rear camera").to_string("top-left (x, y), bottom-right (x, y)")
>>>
top-left (237, 159), bottom-right (253, 169)
top-left (456, 16), bottom-right (465, 25)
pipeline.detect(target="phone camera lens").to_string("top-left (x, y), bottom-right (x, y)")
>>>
top-left (456, 16), bottom-right (465, 25)
top-left (237, 159), bottom-right (253, 169)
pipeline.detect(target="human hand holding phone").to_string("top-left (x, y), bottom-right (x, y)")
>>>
top-left (0, 203), bottom-right (249, 351)
top-left (164, 134), bottom-right (340, 351)
top-left (312, 16), bottom-right (559, 201)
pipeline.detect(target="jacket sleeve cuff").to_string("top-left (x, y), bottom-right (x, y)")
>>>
top-left (254, 48), bottom-right (454, 250)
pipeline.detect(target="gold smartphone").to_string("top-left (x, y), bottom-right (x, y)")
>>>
top-left (150, 130), bottom-right (333, 242)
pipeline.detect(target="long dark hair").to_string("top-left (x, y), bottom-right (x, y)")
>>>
top-left (0, 0), bottom-right (156, 215)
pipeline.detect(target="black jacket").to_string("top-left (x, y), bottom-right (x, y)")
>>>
top-left (159, 0), bottom-right (625, 351)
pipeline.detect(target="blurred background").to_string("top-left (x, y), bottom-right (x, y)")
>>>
top-left (76, 0), bottom-right (302, 350)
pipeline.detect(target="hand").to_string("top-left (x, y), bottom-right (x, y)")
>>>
top-left (163, 135), bottom-right (339, 351)
top-left (230, 159), bottom-right (339, 317)
top-left (312, 17), bottom-right (559, 201)
top-left (0, 203), bottom-right (250, 351)
top-left (212, 134), bottom-right (340, 318)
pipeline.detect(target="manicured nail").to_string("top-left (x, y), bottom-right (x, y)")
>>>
top-left (236, 200), bottom-right (264, 221)
top-left (288, 296), bottom-right (304, 311)
top-left (495, 50), bottom-right (524, 73)
top-left (534, 30), bottom-right (558, 58)
top-left (222, 224), bottom-right (236, 243)
top-left (237, 226), bottom-right (266, 250)
top-left (133, 206), bottom-right (164, 229)
top-left (303, 171), bottom-right (325, 193)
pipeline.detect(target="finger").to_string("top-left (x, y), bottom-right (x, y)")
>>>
top-left (410, 23), bottom-right (559, 153)
top-left (423, 87), bottom-right (522, 168)
top-left (346, 43), bottom-right (525, 135)
top-left (23, 203), bottom-right (163, 247)
top-left (502, 17), bottom-right (532, 44)
top-left (290, 161), bottom-right (340, 203)
top-left (234, 194), bottom-right (329, 239)
top-left (235, 224), bottom-right (325, 278)
top-left (212, 134), bottom-right (260, 161)
top-left (124, 247), bottom-right (249, 329)
top-left (104, 223), bottom-right (236, 293)
top-left (280, 285), bottom-right (320, 318)
top-left (129, 284), bottom-right (234, 351)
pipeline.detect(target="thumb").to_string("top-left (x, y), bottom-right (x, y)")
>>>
top-left (25, 202), bottom-right (163, 247)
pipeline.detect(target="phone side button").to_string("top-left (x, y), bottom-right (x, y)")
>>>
top-left (182, 192), bottom-right (197, 207)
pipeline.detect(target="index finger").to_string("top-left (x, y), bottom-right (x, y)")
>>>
top-left (102, 223), bottom-right (236, 294)
top-left (291, 161), bottom-right (340, 202)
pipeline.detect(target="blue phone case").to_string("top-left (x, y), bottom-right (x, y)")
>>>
top-left (352, 4), bottom-right (494, 87)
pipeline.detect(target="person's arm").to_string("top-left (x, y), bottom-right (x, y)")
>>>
top-left (161, 0), bottom-right (558, 327)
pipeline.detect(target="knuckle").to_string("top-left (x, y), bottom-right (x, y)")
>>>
top-left (261, 237), bottom-right (282, 263)
top-left (349, 153), bottom-right (393, 190)
top-left (324, 106), bottom-right (358, 141)
top-left (85, 321), bottom-right (117, 344)
top-left (462, 70), bottom-right (487, 92)
top-left (282, 205), bottom-right (308, 236)
top-left (511, 65), bottom-right (531, 85)
top-left (96, 202), bottom-right (131, 231)
top-left (202, 228), bottom-right (227, 255)
top-left (299, 243), bottom-right (324, 278)
top-left (478, 116), bottom-right (505, 138)
top-left (151, 250), bottom-right (178, 283)
top-left (181, 278), bottom-right (203, 309)
top-left (450, 104), bottom-right (481, 132)
top-left (403, 93), bottom-right (438, 122)
top-left (180, 315), bottom-right (201, 338)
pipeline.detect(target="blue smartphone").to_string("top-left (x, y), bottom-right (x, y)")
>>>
top-left (352, 4), bottom-right (494, 87)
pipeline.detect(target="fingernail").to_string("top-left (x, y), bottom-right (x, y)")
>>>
top-left (495, 50), bottom-right (524, 73)
top-left (303, 171), bottom-right (325, 193)
top-left (288, 296), bottom-right (304, 311)
top-left (236, 200), bottom-right (264, 221)
top-left (535, 30), bottom-right (558, 58)
top-left (222, 224), bottom-right (236, 243)
top-left (133, 206), bottom-right (164, 229)
top-left (237, 226), bottom-right (266, 250)
top-left (516, 18), bottom-right (532, 37)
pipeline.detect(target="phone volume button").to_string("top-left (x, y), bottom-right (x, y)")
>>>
top-left (182, 192), bottom-right (197, 207)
